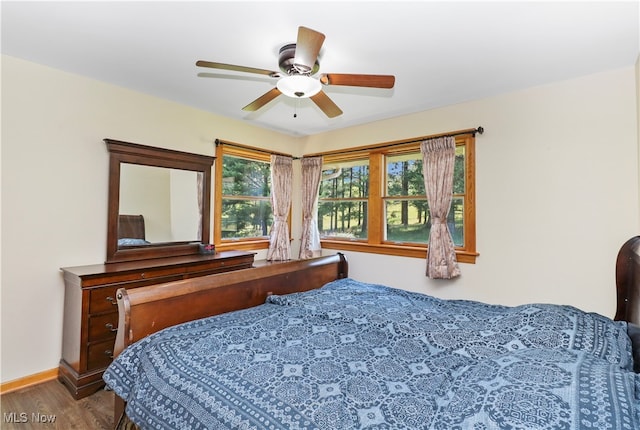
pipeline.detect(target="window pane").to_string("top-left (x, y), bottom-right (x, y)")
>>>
top-left (319, 161), bottom-right (369, 199)
top-left (384, 198), bottom-right (464, 246)
top-left (450, 196), bottom-right (464, 246)
top-left (319, 159), bottom-right (369, 240)
top-left (222, 156), bottom-right (270, 197)
top-left (386, 153), bottom-right (425, 197)
top-left (453, 145), bottom-right (465, 195)
top-left (221, 199), bottom-right (272, 239)
top-left (318, 201), bottom-right (367, 240)
top-left (385, 199), bottom-right (429, 244)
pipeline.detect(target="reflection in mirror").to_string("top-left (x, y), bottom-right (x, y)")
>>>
top-left (119, 164), bottom-right (201, 246)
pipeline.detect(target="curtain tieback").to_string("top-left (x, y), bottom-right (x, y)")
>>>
top-left (432, 217), bottom-right (447, 225)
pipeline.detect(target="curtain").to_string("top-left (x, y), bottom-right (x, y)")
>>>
top-left (421, 136), bottom-right (461, 279)
top-left (267, 155), bottom-right (293, 261)
top-left (299, 157), bottom-right (323, 259)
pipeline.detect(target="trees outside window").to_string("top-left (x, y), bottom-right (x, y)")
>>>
top-left (318, 160), bottom-right (369, 240)
top-left (318, 134), bottom-right (477, 263)
top-left (213, 133), bottom-right (476, 262)
top-left (385, 145), bottom-right (466, 246)
top-left (214, 144), bottom-right (273, 250)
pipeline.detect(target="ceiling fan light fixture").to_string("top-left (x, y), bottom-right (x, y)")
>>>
top-left (276, 75), bottom-right (321, 98)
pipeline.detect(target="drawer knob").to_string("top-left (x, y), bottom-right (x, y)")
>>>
top-left (105, 350), bottom-right (113, 359)
top-left (105, 296), bottom-right (118, 306)
top-left (105, 323), bottom-right (118, 332)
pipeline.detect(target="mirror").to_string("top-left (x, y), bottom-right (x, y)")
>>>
top-left (105, 139), bottom-right (215, 263)
top-left (119, 164), bottom-right (201, 243)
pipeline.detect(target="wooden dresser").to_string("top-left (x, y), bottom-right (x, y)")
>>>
top-left (59, 250), bottom-right (255, 399)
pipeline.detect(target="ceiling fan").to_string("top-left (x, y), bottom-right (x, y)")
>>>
top-left (196, 26), bottom-right (395, 118)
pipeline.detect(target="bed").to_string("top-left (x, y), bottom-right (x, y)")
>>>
top-left (104, 240), bottom-right (640, 429)
top-left (117, 214), bottom-right (150, 247)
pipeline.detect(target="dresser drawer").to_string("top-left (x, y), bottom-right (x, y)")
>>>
top-left (81, 266), bottom-right (190, 287)
top-left (87, 338), bottom-right (115, 371)
top-left (89, 286), bottom-right (120, 314)
top-left (88, 312), bottom-right (118, 342)
top-left (88, 274), bottom-right (185, 314)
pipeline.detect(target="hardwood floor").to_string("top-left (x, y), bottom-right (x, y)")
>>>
top-left (1, 380), bottom-right (113, 429)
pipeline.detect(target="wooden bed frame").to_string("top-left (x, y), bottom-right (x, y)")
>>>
top-left (615, 236), bottom-right (640, 371)
top-left (110, 237), bottom-right (640, 427)
top-left (112, 253), bottom-right (348, 426)
top-left (117, 214), bottom-right (146, 240)
top-left (615, 236), bottom-right (640, 325)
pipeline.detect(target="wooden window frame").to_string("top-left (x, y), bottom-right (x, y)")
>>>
top-left (315, 134), bottom-right (478, 263)
top-left (214, 144), bottom-right (273, 252)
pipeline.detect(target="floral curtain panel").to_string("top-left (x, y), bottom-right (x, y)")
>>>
top-left (421, 136), bottom-right (461, 279)
top-left (267, 155), bottom-right (293, 261)
top-left (299, 157), bottom-right (323, 259)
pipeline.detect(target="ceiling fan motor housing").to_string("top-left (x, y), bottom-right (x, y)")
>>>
top-left (278, 43), bottom-right (320, 75)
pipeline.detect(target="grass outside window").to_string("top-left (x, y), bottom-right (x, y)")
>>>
top-left (214, 144), bottom-right (276, 251)
top-left (316, 133), bottom-right (477, 263)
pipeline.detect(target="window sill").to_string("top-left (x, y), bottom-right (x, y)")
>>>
top-left (320, 240), bottom-right (478, 264)
top-left (216, 239), bottom-right (270, 252)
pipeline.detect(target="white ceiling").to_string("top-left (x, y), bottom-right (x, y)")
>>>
top-left (2, 1), bottom-right (638, 137)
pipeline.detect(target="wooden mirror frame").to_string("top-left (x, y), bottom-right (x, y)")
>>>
top-left (105, 139), bottom-right (215, 263)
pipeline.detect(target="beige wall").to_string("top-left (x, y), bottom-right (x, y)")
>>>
top-left (305, 66), bottom-right (639, 309)
top-left (2, 54), bottom-right (638, 384)
top-left (0, 55), bottom-right (299, 383)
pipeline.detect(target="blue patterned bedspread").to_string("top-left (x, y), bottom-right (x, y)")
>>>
top-left (104, 278), bottom-right (640, 429)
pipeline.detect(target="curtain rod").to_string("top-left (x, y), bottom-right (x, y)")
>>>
top-left (391, 126), bottom-right (484, 147)
top-left (214, 139), bottom-right (300, 159)
top-left (217, 126), bottom-right (483, 160)
top-left (303, 126), bottom-right (484, 158)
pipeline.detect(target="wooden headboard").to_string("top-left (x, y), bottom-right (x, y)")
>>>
top-left (615, 236), bottom-right (640, 326)
top-left (117, 214), bottom-right (145, 240)
top-left (615, 236), bottom-right (640, 372)
top-left (114, 253), bottom-right (348, 357)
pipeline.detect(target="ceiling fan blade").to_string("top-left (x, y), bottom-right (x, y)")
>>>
top-left (242, 88), bottom-right (282, 112)
top-left (196, 60), bottom-right (279, 77)
top-left (319, 73), bottom-right (395, 89)
top-left (310, 90), bottom-right (343, 118)
top-left (293, 26), bottom-right (325, 72)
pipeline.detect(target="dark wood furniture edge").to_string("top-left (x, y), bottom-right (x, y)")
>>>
top-left (615, 236), bottom-right (640, 325)
top-left (614, 235), bottom-right (640, 372)
top-left (111, 253), bottom-right (347, 428)
top-left (58, 359), bottom-right (107, 400)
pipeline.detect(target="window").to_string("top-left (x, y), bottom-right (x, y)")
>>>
top-left (318, 159), bottom-right (369, 240)
top-left (317, 134), bottom-right (477, 263)
top-left (214, 143), bottom-right (273, 250)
